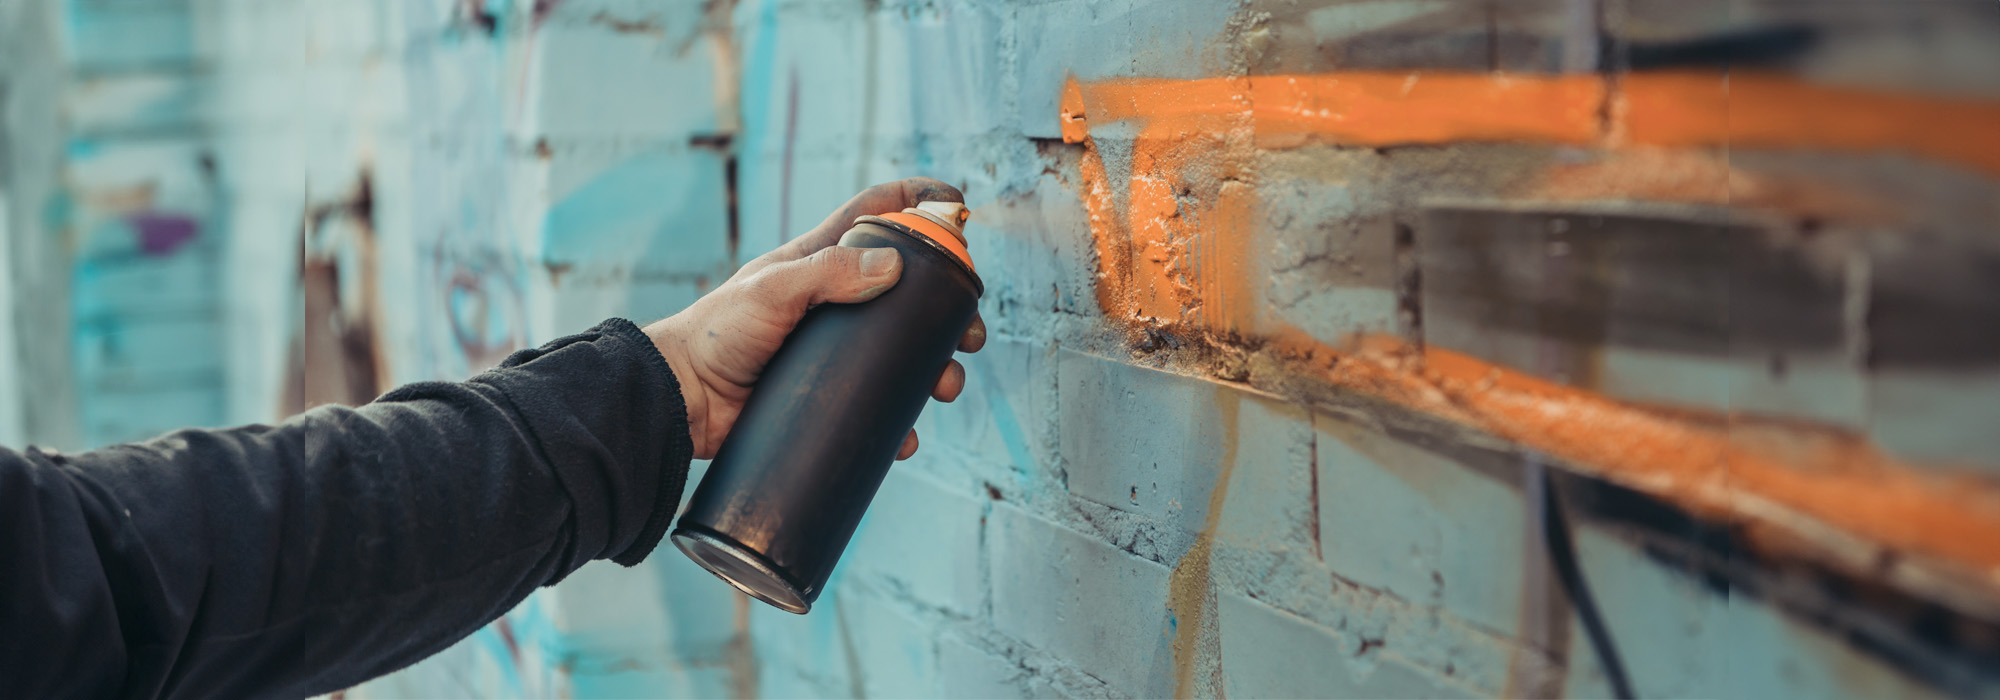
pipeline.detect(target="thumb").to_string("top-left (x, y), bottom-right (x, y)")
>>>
top-left (741, 245), bottom-right (903, 319)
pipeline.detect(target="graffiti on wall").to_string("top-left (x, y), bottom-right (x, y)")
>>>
top-left (1057, 55), bottom-right (2000, 694)
top-left (405, 0), bottom-right (528, 381)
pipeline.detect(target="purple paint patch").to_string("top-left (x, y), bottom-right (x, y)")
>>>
top-left (128, 212), bottom-right (200, 257)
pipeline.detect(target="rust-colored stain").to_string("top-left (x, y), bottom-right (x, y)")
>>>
top-left (1167, 390), bottom-right (1239, 699)
top-left (1060, 70), bottom-right (2000, 586)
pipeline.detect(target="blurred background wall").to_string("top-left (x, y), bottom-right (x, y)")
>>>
top-left (3, 0), bottom-right (1999, 698)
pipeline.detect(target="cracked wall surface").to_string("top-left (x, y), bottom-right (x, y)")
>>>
top-left (4, 0), bottom-right (1999, 698)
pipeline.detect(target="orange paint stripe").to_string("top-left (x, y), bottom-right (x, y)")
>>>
top-left (1065, 71), bottom-right (2000, 176)
top-left (1281, 332), bottom-right (2000, 576)
top-left (1058, 69), bottom-right (2000, 579)
top-left (1620, 72), bottom-right (2000, 176)
top-left (1249, 73), bottom-right (1604, 147)
top-left (1406, 336), bottom-right (2000, 574)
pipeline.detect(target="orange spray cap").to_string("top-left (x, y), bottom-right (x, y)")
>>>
top-left (875, 201), bottom-right (974, 272)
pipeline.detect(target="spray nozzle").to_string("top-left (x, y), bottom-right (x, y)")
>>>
top-left (907, 201), bottom-right (970, 247)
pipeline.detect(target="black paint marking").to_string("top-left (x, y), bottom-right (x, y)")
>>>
top-left (1394, 221), bottom-right (1424, 353)
top-left (690, 133), bottom-right (741, 267)
top-left (1307, 402), bottom-right (2000, 697)
top-left (1624, 24), bottom-right (1819, 71)
top-left (1540, 472), bottom-right (1637, 700)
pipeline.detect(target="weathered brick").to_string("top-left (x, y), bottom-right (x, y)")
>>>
top-left (865, 3), bottom-right (1010, 139)
top-left (1561, 525), bottom-right (1949, 700)
top-left (937, 635), bottom-right (1027, 700)
top-left (735, 6), bottom-right (869, 161)
top-left (1871, 370), bottom-right (2000, 475)
top-left (526, 275), bottom-right (703, 345)
top-left (1057, 349), bottom-right (1230, 534)
top-left (75, 313), bottom-right (224, 387)
top-left (967, 175), bottom-right (1103, 319)
top-left (67, 74), bottom-right (203, 135)
top-left (80, 385), bottom-right (223, 447)
top-left (1214, 391), bottom-right (1317, 554)
top-left (1219, 592), bottom-right (1472, 699)
top-left (649, 547), bottom-right (741, 662)
top-left (1261, 177), bottom-right (1399, 346)
top-left (758, 665), bottom-right (847, 700)
top-left (1601, 347), bottom-right (1868, 430)
top-left (64, 3), bottom-right (196, 71)
top-left (747, 584), bottom-right (861, 694)
top-left (988, 501), bottom-right (1174, 697)
top-left (845, 592), bottom-right (940, 699)
top-left (1013, 0), bottom-right (1239, 138)
top-left (1314, 411), bottom-right (1527, 637)
top-left (533, 145), bottom-right (731, 277)
top-left (845, 469), bottom-right (985, 616)
top-left (912, 335), bottom-right (1055, 480)
top-left (1055, 351), bottom-right (1315, 551)
top-left (733, 151), bottom-right (865, 264)
top-left (526, 14), bottom-right (720, 141)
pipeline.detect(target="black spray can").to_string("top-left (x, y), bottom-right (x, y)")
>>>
top-left (671, 201), bottom-right (982, 614)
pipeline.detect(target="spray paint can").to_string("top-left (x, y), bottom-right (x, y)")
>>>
top-left (671, 201), bottom-right (982, 614)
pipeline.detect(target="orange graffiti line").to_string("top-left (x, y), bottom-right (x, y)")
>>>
top-left (1250, 73), bottom-right (1605, 148)
top-left (1058, 70), bottom-right (2000, 581)
top-left (1619, 72), bottom-right (2000, 177)
top-left (1063, 76), bottom-right (1265, 328)
top-left (1065, 71), bottom-right (2000, 174)
top-left (1324, 332), bottom-right (2000, 577)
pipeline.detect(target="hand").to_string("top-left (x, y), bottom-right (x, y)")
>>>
top-left (644, 177), bottom-right (987, 460)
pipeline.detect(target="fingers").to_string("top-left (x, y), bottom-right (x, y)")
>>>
top-left (932, 360), bottom-right (965, 402)
top-left (739, 246), bottom-right (903, 321)
top-left (958, 313), bottom-right (986, 353)
top-left (745, 177), bottom-right (965, 275)
top-left (896, 430), bottom-right (919, 461)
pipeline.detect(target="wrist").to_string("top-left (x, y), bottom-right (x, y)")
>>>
top-left (643, 316), bottom-right (712, 458)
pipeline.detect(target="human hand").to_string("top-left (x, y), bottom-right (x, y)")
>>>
top-left (644, 177), bottom-right (987, 460)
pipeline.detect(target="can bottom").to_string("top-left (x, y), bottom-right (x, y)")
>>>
top-left (671, 527), bottom-right (812, 614)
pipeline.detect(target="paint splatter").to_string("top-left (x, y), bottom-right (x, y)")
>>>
top-left (126, 212), bottom-right (199, 257)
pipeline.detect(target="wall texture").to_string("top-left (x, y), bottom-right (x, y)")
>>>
top-left (5, 0), bottom-right (2000, 698)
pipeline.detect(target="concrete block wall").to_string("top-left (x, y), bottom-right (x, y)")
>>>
top-left (4, 0), bottom-right (2000, 698)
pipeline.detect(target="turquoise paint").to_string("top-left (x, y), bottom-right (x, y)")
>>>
top-left (40, 191), bottom-right (72, 235)
top-left (737, 0), bottom-right (783, 162)
top-left (541, 146), bottom-right (701, 265)
top-left (971, 353), bottom-right (1037, 476)
top-left (470, 626), bottom-right (529, 693)
top-left (65, 139), bottom-right (100, 160)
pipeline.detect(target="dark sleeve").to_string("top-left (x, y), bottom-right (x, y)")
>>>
top-left (0, 318), bottom-right (693, 700)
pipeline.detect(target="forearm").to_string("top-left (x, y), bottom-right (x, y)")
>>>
top-left (0, 319), bottom-right (692, 699)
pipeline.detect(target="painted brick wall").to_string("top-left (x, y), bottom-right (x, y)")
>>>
top-left (5, 0), bottom-right (1999, 698)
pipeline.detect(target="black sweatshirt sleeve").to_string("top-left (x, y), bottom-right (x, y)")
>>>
top-left (0, 318), bottom-right (693, 700)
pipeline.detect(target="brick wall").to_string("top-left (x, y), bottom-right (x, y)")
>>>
top-left (5, 0), bottom-right (1999, 697)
